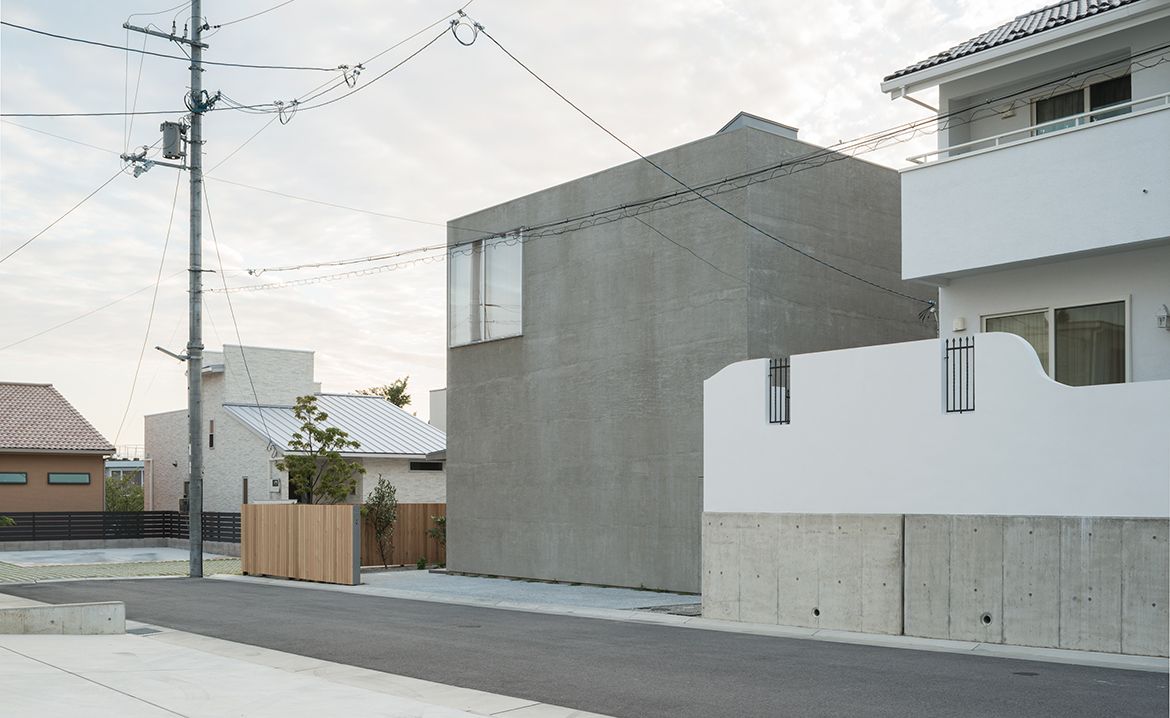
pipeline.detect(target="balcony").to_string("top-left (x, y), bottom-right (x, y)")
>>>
top-left (901, 93), bottom-right (1170, 283)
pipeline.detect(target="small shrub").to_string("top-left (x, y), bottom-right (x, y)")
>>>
top-left (416, 557), bottom-right (427, 570)
top-left (427, 515), bottom-right (446, 547)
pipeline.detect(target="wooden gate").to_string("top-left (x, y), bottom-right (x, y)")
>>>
top-left (241, 503), bottom-right (360, 585)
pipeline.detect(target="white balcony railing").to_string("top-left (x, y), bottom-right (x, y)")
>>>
top-left (907, 92), bottom-right (1170, 165)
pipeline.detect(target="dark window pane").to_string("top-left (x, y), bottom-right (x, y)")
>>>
top-left (1090, 75), bottom-right (1131, 109)
top-left (1090, 75), bottom-right (1132, 120)
top-left (1035, 89), bottom-right (1084, 133)
top-left (1055, 301), bottom-right (1125, 386)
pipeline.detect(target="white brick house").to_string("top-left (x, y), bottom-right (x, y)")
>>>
top-left (145, 346), bottom-right (445, 512)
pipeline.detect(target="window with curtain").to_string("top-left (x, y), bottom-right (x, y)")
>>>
top-left (984, 311), bottom-right (1049, 371)
top-left (983, 301), bottom-right (1126, 386)
top-left (1035, 89), bottom-right (1084, 134)
top-left (1033, 75), bottom-right (1132, 134)
top-left (1055, 301), bottom-right (1126, 386)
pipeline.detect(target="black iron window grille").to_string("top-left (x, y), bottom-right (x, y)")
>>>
top-left (944, 336), bottom-right (975, 413)
top-left (768, 357), bottom-right (790, 424)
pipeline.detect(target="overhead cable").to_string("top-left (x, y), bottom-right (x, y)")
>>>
top-left (0, 20), bottom-right (340, 71)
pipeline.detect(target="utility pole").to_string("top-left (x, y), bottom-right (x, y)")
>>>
top-left (186, 0), bottom-right (206, 579)
top-left (123, 0), bottom-right (210, 578)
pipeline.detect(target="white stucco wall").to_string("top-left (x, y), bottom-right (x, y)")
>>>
top-left (703, 334), bottom-right (1170, 517)
top-left (939, 244), bottom-right (1170, 382)
top-left (359, 458), bottom-right (446, 504)
top-left (901, 106), bottom-right (1170, 281)
top-left (429, 388), bottom-right (447, 432)
top-left (144, 409), bottom-right (186, 511)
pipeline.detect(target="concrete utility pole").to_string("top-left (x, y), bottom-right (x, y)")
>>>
top-left (186, 0), bottom-right (206, 579)
top-left (123, 0), bottom-right (209, 578)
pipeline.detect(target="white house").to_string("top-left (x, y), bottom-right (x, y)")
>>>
top-left (702, 0), bottom-right (1170, 658)
top-left (145, 346), bottom-right (446, 513)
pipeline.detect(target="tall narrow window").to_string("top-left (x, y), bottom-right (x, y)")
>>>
top-left (1055, 301), bottom-right (1125, 386)
top-left (209, 419), bottom-right (215, 449)
top-left (1089, 75), bottom-right (1131, 121)
top-left (448, 234), bottom-right (523, 347)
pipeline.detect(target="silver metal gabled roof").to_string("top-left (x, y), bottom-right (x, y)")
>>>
top-left (223, 393), bottom-right (445, 457)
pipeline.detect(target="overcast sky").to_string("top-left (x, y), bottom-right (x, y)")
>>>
top-left (0, 0), bottom-right (1037, 448)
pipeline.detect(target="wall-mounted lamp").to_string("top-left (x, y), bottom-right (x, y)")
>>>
top-left (1157, 304), bottom-right (1169, 331)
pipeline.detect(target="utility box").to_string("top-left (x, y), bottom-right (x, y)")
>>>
top-left (160, 122), bottom-right (185, 160)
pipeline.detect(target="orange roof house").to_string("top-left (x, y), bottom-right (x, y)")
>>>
top-left (0, 382), bottom-right (115, 511)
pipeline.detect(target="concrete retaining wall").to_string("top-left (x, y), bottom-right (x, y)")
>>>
top-left (0, 601), bottom-right (125, 635)
top-left (166, 538), bottom-right (241, 557)
top-left (703, 512), bottom-right (1169, 657)
top-left (0, 537), bottom-right (240, 557)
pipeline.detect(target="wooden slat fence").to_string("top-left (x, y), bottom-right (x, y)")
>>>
top-left (360, 503), bottom-right (446, 567)
top-left (241, 504), bottom-right (360, 585)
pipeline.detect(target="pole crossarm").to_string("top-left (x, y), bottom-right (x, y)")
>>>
top-left (122, 22), bottom-right (209, 49)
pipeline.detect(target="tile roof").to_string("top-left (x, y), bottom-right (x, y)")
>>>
top-left (0, 382), bottom-right (115, 453)
top-left (224, 393), bottom-right (446, 457)
top-left (885, 0), bottom-right (1142, 82)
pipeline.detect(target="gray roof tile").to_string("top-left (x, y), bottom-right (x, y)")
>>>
top-left (885, 0), bottom-right (1141, 82)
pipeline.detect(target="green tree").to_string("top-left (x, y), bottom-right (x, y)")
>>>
top-left (427, 515), bottom-right (446, 548)
top-left (362, 476), bottom-right (399, 568)
top-left (356, 376), bottom-right (410, 408)
top-left (105, 475), bottom-right (144, 511)
top-left (276, 395), bottom-right (366, 504)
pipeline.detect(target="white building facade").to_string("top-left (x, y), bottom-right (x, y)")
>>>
top-left (702, 0), bottom-right (1170, 657)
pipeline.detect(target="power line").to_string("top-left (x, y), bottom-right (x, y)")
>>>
top-left (0, 120), bottom-right (122, 154)
top-left (0, 167), bottom-right (124, 264)
top-left (212, 0), bottom-right (297, 28)
top-left (0, 270), bottom-right (186, 352)
top-left (0, 20), bottom-right (339, 71)
top-left (471, 19), bottom-right (929, 305)
top-left (202, 184), bottom-right (277, 447)
top-left (113, 171), bottom-right (183, 444)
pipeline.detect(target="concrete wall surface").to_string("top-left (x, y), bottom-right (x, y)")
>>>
top-left (703, 512), bottom-right (1169, 657)
top-left (704, 513), bottom-right (903, 634)
top-left (904, 515), bottom-right (1169, 656)
top-left (0, 602), bottom-right (125, 635)
top-left (447, 123), bottom-right (935, 593)
top-left (703, 334), bottom-right (1170, 517)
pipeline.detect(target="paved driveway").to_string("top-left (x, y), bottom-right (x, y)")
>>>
top-left (4, 578), bottom-right (1166, 718)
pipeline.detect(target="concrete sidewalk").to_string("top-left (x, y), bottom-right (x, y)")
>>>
top-left (0, 610), bottom-right (611, 717)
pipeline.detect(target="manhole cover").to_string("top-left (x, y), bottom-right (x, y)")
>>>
top-left (127, 627), bottom-right (162, 636)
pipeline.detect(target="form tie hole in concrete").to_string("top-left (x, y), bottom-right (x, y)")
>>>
top-left (1028, 530), bottom-right (1033, 535)
top-left (837, 580), bottom-right (842, 584)
top-left (1028, 593), bottom-right (1033, 598)
top-left (981, 613), bottom-right (992, 625)
top-left (813, 608), bottom-right (820, 617)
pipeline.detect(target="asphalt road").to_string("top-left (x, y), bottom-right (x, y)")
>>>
top-left (6, 579), bottom-right (1166, 718)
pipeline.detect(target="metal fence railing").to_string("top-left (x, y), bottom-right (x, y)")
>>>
top-left (945, 336), bottom-right (975, 413)
top-left (0, 511), bottom-right (241, 544)
top-left (768, 357), bottom-right (791, 424)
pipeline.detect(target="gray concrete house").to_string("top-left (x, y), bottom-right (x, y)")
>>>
top-left (445, 113), bottom-right (936, 593)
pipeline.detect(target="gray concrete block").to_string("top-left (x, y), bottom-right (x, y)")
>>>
top-left (860, 515), bottom-right (903, 635)
top-left (701, 515), bottom-right (739, 621)
top-left (948, 516), bottom-right (1003, 644)
top-left (777, 514), bottom-right (826, 628)
top-left (817, 515), bottom-right (863, 632)
top-left (904, 515), bottom-right (950, 639)
top-left (737, 514), bottom-right (780, 624)
top-left (1060, 517), bottom-right (1122, 653)
top-left (0, 602), bottom-right (124, 635)
top-left (1003, 516), bottom-right (1060, 649)
top-left (1121, 519), bottom-right (1169, 657)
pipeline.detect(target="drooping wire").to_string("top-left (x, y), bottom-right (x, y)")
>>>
top-left (0, 271), bottom-right (186, 352)
top-left (0, 20), bottom-right (340, 72)
top-left (0, 167), bottom-right (124, 265)
top-left (113, 171), bottom-right (183, 445)
top-left (202, 184), bottom-right (278, 450)
top-left (469, 18), bottom-right (930, 305)
top-left (212, 0), bottom-right (297, 29)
